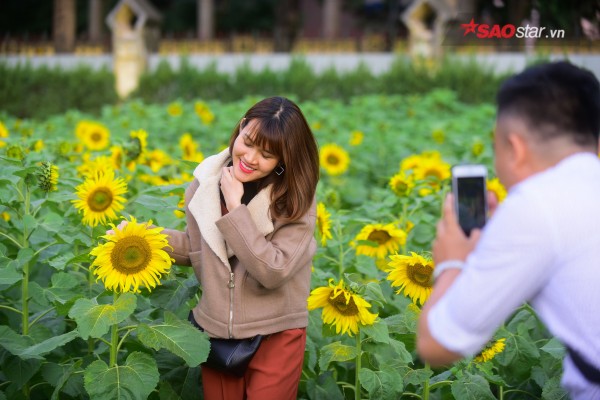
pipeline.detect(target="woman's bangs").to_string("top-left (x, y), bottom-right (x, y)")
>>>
top-left (249, 120), bottom-right (284, 159)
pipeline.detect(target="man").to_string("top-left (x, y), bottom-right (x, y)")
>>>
top-left (417, 61), bottom-right (600, 399)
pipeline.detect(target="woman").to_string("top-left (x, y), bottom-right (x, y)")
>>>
top-left (163, 96), bottom-right (319, 399)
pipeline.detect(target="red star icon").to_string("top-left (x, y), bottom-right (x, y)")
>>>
top-left (461, 18), bottom-right (478, 36)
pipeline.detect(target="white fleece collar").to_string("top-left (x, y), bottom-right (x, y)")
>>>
top-left (188, 149), bottom-right (274, 268)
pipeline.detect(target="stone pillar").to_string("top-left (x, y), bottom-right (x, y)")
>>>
top-left (112, 5), bottom-right (146, 98)
top-left (88, 0), bottom-right (105, 43)
top-left (322, 0), bottom-right (341, 39)
top-left (53, 0), bottom-right (76, 53)
top-left (197, 0), bottom-right (214, 40)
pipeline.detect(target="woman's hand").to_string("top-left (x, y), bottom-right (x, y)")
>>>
top-left (220, 166), bottom-right (243, 210)
top-left (106, 220), bottom-right (128, 235)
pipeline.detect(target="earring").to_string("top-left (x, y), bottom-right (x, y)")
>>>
top-left (275, 164), bottom-right (285, 176)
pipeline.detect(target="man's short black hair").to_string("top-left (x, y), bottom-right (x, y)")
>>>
top-left (497, 61), bottom-right (600, 147)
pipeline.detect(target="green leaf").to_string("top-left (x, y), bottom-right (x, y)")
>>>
top-left (541, 375), bottom-right (569, 400)
top-left (17, 331), bottom-right (79, 359)
top-left (40, 272), bottom-right (80, 304)
top-left (318, 341), bottom-right (358, 371)
top-left (39, 211), bottom-right (65, 233)
top-left (41, 360), bottom-right (84, 400)
top-left (48, 252), bottom-right (91, 271)
top-left (83, 351), bottom-right (160, 400)
top-left (359, 367), bottom-right (403, 399)
top-left (361, 321), bottom-right (390, 344)
top-left (388, 338), bottom-right (413, 365)
top-left (0, 262), bottom-right (22, 285)
top-left (0, 325), bottom-right (78, 360)
top-left (149, 276), bottom-right (198, 312)
top-left (2, 356), bottom-right (42, 390)
top-left (403, 367), bottom-right (433, 386)
top-left (137, 311), bottom-right (210, 367)
top-left (0, 326), bottom-right (35, 356)
top-left (135, 195), bottom-right (177, 211)
top-left (306, 371), bottom-right (344, 400)
top-left (540, 338), bottom-right (565, 360)
top-left (22, 214), bottom-right (38, 236)
top-left (68, 293), bottom-right (137, 339)
top-left (450, 372), bottom-right (496, 400)
top-left (364, 281), bottom-right (386, 306)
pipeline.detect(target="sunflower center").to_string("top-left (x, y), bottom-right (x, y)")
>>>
top-left (326, 155), bottom-right (340, 166)
top-left (328, 292), bottom-right (359, 316)
top-left (424, 168), bottom-right (442, 180)
top-left (408, 263), bottom-right (433, 287)
top-left (88, 187), bottom-right (113, 212)
top-left (395, 181), bottom-right (408, 192)
top-left (368, 230), bottom-right (391, 245)
top-left (110, 235), bottom-right (152, 274)
top-left (91, 131), bottom-right (103, 143)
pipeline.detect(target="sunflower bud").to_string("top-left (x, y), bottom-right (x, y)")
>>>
top-left (5, 145), bottom-right (25, 160)
top-left (38, 161), bottom-right (59, 192)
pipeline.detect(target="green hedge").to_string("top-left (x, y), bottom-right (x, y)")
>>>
top-left (0, 56), bottom-right (511, 120)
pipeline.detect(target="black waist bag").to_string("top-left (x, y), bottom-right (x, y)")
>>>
top-left (188, 311), bottom-right (263, 377)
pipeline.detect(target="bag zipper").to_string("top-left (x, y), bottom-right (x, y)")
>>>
top-left (228, 272), bottom-right (235, 338)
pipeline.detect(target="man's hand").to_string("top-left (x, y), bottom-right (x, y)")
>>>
top-left (220, 166), bottom-right (243, 210)
top-left (432, 194), bottom-right (482, 264)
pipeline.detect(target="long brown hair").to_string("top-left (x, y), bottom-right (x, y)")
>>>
top-left (228, 97), bottom-right (319, 221)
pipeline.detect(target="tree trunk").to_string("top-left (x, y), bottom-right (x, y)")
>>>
top-left (53, 0), bottom-right (76, 53)
top-left (197, 0), bottom-right (214, 40)
top-left (323, 0), bottom-right (341, 39)
top-left (88, 0), bottom-right (104, 43)
top-left (274, 0), bottom-right (300, 52)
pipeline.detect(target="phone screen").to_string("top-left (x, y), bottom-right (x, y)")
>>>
top-left (456, 177), bottom-right (486, 235)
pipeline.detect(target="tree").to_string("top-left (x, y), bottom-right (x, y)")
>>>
top-left (53, 0), bottom-right (76, 52)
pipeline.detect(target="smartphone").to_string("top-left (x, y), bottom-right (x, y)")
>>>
top-left (451, 164), bottom-right (488, 236)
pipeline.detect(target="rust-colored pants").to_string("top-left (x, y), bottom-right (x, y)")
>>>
top-left (201, 328), bottom-right (306, 400)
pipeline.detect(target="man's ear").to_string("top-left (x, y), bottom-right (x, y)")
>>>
top-left (506, 131), bottom-right (529, 169)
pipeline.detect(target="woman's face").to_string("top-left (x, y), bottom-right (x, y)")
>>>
top-left (231, 120), bottom-right (280, 183)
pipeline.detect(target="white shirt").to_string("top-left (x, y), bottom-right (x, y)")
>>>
top-left (429, 153), bottom-right (600, 399)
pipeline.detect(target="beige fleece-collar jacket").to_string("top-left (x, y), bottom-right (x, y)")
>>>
top-left (162, 149), bottom-right (317, 339)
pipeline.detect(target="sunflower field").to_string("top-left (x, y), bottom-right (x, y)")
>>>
top-left (0, 91), bottom-right (566, 400)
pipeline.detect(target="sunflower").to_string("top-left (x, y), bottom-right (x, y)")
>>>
top-left (72, 169), bottom-right (127, 227)
top-left (412, 158), bottom-right (451, 196)
top-left (1, 211), bottom-right (9, 221)
top-left (144, 149), bottom-right (172, 173)
top-left (307, 279), bottom-right (378, 336)
top-left (37, 161), bottom-right (59, 192)
top-left (474, 338), bottom-right (506, 363)
top-left (400, 151), bottom-right (441, 173)
top-left (110, 145), bottom-right (124, 170)
top-left (353, 223), bottom-right (406, 259)
top-left (167, 102), bottom-right (183, 117)
top-left (431, 128), bottom-right (445, 144)
top-left (472, 140), bottom-right (485, 157)
top-left (77, 155), bottom-right (113, 178)
top-left (179, 133), bottom-right (204, 162)
top-left (0, 121), bottom-right (9, 148)
top-left (349, 130), bottom-right (364, 146)
top-left (487, 177), bottom-right (507, 203)
top-left (387, 252), bottom-right (434, 305)
top-left (90, 216), bottom-right (173, 293)
top-left (127, 129), bottom-right (148, 164)
top-left (194, 101), bottom-right (215, 125)
top-left (389, 172), bottom-right (414, 197)
top-left (316, 202), bottom-right (333, 246)
top-left (320, 144), bottom-right (350, 176)
top-left (80, 121), bottom-right (110, 151)
top-left (33, 139), bottom-right (44, 152)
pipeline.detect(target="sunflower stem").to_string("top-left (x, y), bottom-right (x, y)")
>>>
top-left (21, 182), bottom-right (31, 335)
top-left (498, 384), bottom-right (504, 400)
top-left (401, 200), bottom-right (408, 254)
top-left (337, 222), bottom-right (345, 279)
top-left (355, 329), bottom-right (362, 400)
top-left (109, 292), bottom-right (120, 367)
top-left (422, 363), bottom-right (431, 400)
top-left (88, 226), bottom-right (95, 296)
